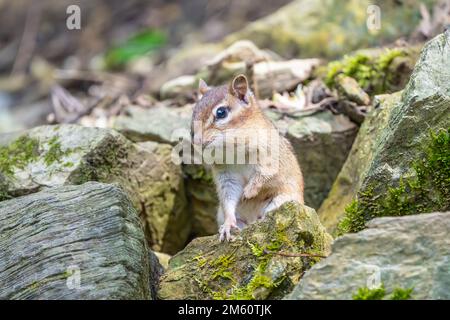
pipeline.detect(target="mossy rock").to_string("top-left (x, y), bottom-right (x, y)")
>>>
top-left (223, 0), bottom-right (436, 59)
top-left (286, 211), bottom-right (450, 300)
top-left (318, 92), bottom-right (402, 234)
top-left (321, 46), bottom-right (421, 96)
top-left (0, 125), bottom-right (189, 254)
top-left (321, 31), bottom-right (450, 235)
top-left (158, 202), bottom-right (332, 300)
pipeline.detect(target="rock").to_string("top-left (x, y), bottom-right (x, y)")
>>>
top-left (252, 59), bottom-right (321, 98)
top-left (148, 250), bottom-right (165, 298)
top-left (126, 141), bottom-right (190, 254)
top-left (284, 111), bottom-right (358, 209)
top-left (0, 125), bottom-right (189, 254)
top-left (160, 75), bottom-right (197, 101)
top-left (0, 182), bottom-right (151, 299)
top-left (224, 0), bottom-right (437, 59)
top-left (183, 164), bottom-right (219, 237)
top-left (335, 74), bottom-right (371, 105)
top-left (113, 105), bottom-right (192, 145)
top-left (160, 41), bottom-right (320, 100)
top-left (318, 92), bottom-right (402, 233)
top-left (327, 31), bottom-right (450, 234)
top-left (203, 59), bottom-right (320, 99)
top-left (323, 46), bottom-right (421, 96)
top-left (158, 202), bottom-right (332, 300)
top-left (286, 211), bottom-right (450, 300)
top-left (154, 252), bottom-right (171, 270)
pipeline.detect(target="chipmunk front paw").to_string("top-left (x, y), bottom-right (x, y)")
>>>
top-left (219, 220), bottom-right (238, 242)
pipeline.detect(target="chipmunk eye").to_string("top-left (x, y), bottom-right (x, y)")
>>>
top-left (215, 106), bottom-right (229, 120)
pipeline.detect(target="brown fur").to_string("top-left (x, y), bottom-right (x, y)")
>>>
top-left (191, 75), bottom-right (304, 240)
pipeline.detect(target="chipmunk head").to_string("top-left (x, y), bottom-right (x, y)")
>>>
top-left (191, 74), bottom-right (258, 147)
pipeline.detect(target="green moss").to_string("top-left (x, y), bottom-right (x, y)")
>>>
top-left (338, 128), bottom-right (450, 235)
top-left (210, 254), bottom-right (236, 281)
top-left (0, 181), bottom-right (10, 202)
top-left (390, 287), bottom-right (414, 300)
top-left (0, 134), bottom-right (76, 178)
top-left (221, 264), bottom-right (280, 300)
top-left (353, 285), bottom-right (386, 300)
top-left (213, 236), bottom-right (314, 300)
top-left (325, 48), bottom-right (406, 95)
top-left (43, 136), bottom-right (73, 166)
top-left (0, 135), bottom-right (40, 176)
top-left (104, 29), bottom-right (166, 69)
top-left (69, 135), bottom-right (126, 184)
top-left (353, 285), bottom-right (413, 300)
top-left (185, 165), bottom-right (214, 184)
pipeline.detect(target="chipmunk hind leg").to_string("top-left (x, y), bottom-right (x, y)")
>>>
top-left (263, 194), bottom-right (300, 214)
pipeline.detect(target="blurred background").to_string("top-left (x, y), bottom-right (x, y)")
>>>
top-left (0, 0), bottom-right (292, 132)
top-left (0, 0), bottom-right (449, 133)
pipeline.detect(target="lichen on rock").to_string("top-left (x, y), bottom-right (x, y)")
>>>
top-left (158, 202), bottom-right (332, 300)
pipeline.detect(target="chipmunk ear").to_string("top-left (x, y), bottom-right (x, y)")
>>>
top-left (198, 79), bottom-right (210, 97)
top-left (230, 74), bottom-right (249, 102)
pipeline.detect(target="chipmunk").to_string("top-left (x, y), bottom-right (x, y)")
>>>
top-left (191, 74), bottom-right (304, 241)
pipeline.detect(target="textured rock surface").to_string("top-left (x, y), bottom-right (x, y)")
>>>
top-left (333, 31), bottom-right (450, 234)
top-left (158, 202), bottom-right (332, 300)
top-left (0, 125), bottom-right (189, 254)
top-left (286, 212), bottom-right (450, 300)
top-left (113, 105), bottom-right (192, 145)
top-left (154, 252), bottom-right (171, 270)
top-left (284, 111), bottom-right (358, 209)
top-left (183, 164), bottom-right (218, 236)
top-left (0, 182), bottom-right (151, 299)
top-left (335, 74), bottom-right (371, 105)
top-left (318, 92), bottom-right (402, 233)
top-left (148, 250), bottom-right (165, 298)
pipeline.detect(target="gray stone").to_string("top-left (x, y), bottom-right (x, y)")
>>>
top-left (0, 125), bottom-right (189, 254)
top-left (0, 182), bottom-right (151, 300)
top-left (284, 111), bottom-right (358, 209)
top-left (113, 105), bottom-right (192, 145)
top-left (286, 212), bottom-right (450, 300)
